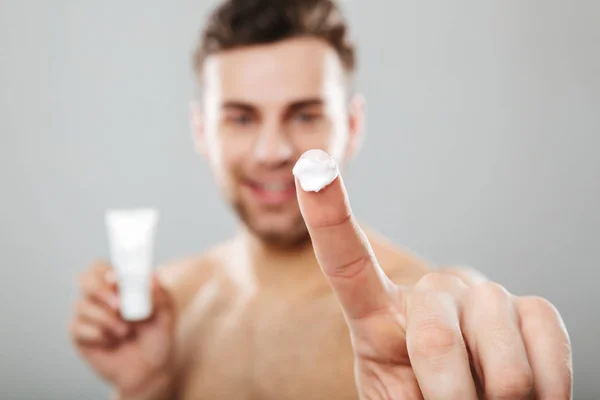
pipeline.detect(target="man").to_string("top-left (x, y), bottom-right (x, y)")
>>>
top-left (69, 0), bottom-right (573, 398)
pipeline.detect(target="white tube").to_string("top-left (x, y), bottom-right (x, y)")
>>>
top-left (105, 208), bottom-right (159, 321)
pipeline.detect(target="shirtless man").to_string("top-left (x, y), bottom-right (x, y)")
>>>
top-left (69, 0), bottom-right (573, 398)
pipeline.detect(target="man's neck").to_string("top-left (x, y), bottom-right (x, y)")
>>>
top-left (235, 228), bottom-right (325, 292)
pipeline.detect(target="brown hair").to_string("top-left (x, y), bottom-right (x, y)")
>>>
top-left (193, 0), bottom-right (356, 76)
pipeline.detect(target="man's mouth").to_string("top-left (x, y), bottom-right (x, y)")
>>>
top-left (244, 179), bottom-right (297, 204)
top-left (255, 182), bottom-right (294, 192)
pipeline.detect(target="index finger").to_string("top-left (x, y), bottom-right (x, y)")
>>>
top-left (293, 149), bottom-right (393, 320)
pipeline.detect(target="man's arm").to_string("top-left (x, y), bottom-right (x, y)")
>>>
top-left (109, 255), bottom-right (217, 400)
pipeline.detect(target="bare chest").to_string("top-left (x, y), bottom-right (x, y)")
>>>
top-left (176, 286), bottom-right (359, 400)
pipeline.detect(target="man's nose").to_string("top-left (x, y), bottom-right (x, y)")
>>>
top-left (253, 128), bottom-right (294, 166)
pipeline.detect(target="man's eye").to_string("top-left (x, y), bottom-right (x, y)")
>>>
top-left (229, 115), bottom-right (253, 125)
top-left (295, 113), bottom-right (320, 123)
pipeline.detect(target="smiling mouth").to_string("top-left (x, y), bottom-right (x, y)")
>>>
top-left (245, 179), bottom-right (297, 204)
top-left (253, 182), bottom-right (295, 192)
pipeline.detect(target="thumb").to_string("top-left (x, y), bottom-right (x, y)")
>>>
top-left (150, 274), bottom-right (175, 324)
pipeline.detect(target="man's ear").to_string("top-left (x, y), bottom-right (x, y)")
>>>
top-left (190, 101), bottom-right (207, 156)
top-left (345, 93), bottom-right (367, 161)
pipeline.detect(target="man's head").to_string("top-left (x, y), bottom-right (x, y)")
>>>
top-left (191, 0), bottom-right (365, 247)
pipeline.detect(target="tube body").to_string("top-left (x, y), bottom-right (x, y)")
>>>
top-left (105, 208), bottom-right (159, 321)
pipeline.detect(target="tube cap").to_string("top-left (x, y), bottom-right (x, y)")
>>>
top-left (120, 289), bottom-right (152, 321)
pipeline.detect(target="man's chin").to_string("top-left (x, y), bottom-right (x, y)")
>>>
top-left (248, 223), bottom-right (310, 249)
top-left (232, 202), bottom-right (308, 247)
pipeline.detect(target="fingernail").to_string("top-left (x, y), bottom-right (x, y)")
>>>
top-left (292, 149), bottom-right (339, 193)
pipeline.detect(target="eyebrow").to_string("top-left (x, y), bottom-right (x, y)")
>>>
top-left (221, 97), bottom-right (324, 113)
top-left (287, 98), bottom-right (324, 113)
top-left (221, 101), bottom-right (255, 112)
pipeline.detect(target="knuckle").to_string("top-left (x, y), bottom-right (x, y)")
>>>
top-left (72, 298), bottom-right (91, 317)
top-left (78, 272), bottom-right (97, 293)
top-left (517, 296), bottom-right (569, 345)
top-left (441, 266), bottom-right (488, 285)
top-left (486, 367), bottom-right (534, 399)
top-left (77, 262), bottom-right (111, 291)
top-left (408, 317), bottom-right (460, 360)
top-left (81, 261), bottom-right (109, 282)
top-left (519, 295), bottom-right (560, 319)
top-left (91, 259), bottom-right (111, 271)
top-left (415, 272), bottom-right (461, 292)
top-left (469, 281), bottom-right (510, 304)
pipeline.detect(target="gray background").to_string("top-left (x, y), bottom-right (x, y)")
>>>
top-left (1, 0), bottom-right (598, 399)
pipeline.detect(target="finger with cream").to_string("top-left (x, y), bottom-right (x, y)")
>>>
top-left (292, 149), bottom-right (339, 192)
top-left (105, 208), bottom-right (159, 321)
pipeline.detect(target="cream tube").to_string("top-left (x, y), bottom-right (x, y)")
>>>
top-left (105, 208), bottom-right (159, 321)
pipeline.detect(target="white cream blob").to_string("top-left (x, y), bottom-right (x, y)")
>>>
top-left (292, 149), bottom-right (339, 192)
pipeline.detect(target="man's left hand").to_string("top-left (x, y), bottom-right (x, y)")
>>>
top-left (294, 150), bottom-right (572, 399)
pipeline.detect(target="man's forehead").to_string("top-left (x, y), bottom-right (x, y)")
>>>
top-left (202, 38), bottom-right (346, 105)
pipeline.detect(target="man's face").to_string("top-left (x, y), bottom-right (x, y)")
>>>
top-left (193, 37), bottom-right (364, 247)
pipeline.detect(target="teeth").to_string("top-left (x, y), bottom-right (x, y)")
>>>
top-left (261, 183), bottom-right (287, 192)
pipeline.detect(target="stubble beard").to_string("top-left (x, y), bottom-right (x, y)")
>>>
top-left (232, 199), bottom-right (312, 250)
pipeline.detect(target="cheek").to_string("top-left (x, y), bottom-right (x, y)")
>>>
top-left (215, 133), bottom-right (256, 181)
top-left (222, 139), bottom-right (250, 164)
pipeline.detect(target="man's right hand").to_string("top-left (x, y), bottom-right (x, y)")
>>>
top-left (69, 261), bottom-right (176, 398)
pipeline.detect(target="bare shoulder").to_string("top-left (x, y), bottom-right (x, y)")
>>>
top-left (364, 228), bottom-right (489, 287)
top-left (363, 228), bottom-right (432, 285)
top-left (155, 240), bottom-right (233, 314)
